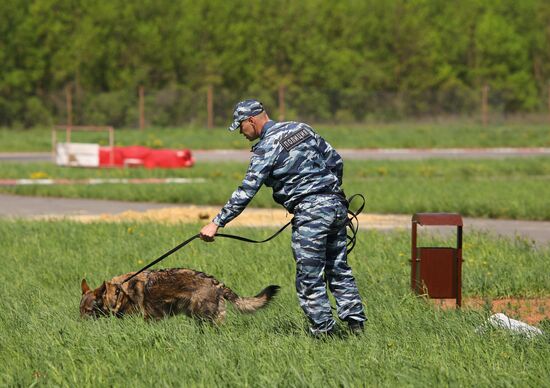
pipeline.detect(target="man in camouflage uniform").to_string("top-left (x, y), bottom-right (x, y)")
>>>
top-left (200, 99), bottom-right (366, 336)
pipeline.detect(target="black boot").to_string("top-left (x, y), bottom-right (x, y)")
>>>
top-left (347, 320), bottom-right (364, 335)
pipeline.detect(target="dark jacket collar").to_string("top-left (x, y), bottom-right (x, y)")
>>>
top-left (260, 120), bottom-right (276, 139)
top-left (251, 120), bottom-right (276, 152)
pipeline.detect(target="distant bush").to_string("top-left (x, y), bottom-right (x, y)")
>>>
top-left (23, 97), bottom-right (52, 128)
top-left (83, 91), bottom-right (135, 128)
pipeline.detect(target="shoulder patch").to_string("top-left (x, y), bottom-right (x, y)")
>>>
top-left (280, 128), bottom-right (312, 151)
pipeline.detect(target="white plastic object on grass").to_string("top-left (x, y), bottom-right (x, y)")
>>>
top-left (487, 313), bottom-right (543, 338)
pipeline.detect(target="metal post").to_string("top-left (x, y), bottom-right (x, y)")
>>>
top-left (139, 85), bottom-right (145, 130)
top-left (51, 129), bottom-right (56, 162)
top-left (207, 84), bottom-right (214, 129)
top-left (109, 126), bottom-right (115, 166)
top-left (457, 225), bottom-right (463, 307)
top-left (411, 221), bottom-right (418, 292)
top-left (481, 83), bottom-right (489, 126)
top-left (278, 84), bottom-right (286, 121)
top-left (66, 84), bottom-right (73, 127)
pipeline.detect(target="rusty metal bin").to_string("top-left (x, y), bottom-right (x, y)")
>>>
top-left (411, 213), bottom-right (463, 307)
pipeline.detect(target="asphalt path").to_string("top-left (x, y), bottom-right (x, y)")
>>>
top-left (1, 194), bottom-right (548, 246)
top-left (1, 147), bottom-right (550, 163)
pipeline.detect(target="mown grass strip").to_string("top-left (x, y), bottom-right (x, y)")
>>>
top-left (1, 158), bottom-right (549, 220)
top-left (1, 122), bottom-right (549, 152)
top-left (0, 221), bottom-right (548, 386)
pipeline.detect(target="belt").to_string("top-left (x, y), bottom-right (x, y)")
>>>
top-left (291, 191), bottom-right (347, 213)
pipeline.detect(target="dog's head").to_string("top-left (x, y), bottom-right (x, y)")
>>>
top-left (80, 279), bottom-right (108, 318)
top-left (80, 279), bottom-right (132, 318)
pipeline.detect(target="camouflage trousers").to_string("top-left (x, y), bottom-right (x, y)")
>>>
top-left (291, 194), bottom-right (366, 335)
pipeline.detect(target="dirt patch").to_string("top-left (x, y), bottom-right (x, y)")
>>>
top-left (38, 206), bottom-right (411, 230)
top-left (434, 297), bottom-right (550, 325)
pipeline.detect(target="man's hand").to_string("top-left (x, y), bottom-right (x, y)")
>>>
top-left (199, 222), bottom-right (219, 242)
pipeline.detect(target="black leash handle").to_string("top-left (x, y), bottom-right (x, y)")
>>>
top-left (345, 193), bottom-right (366, 255)
top-left (122, 194), bottom-right (366, 284)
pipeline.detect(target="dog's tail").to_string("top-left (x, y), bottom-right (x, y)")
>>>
top-left (222, 285), bottom-right (280, 313)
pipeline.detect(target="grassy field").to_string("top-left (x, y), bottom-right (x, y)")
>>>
top-left (1, 122), bottom-right (549, 152)
top-left (0, 220), bottom-right (548, 386)
top-left (1, 158), bottom-right (549, 220)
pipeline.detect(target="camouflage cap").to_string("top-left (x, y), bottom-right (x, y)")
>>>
top-left (228, 99), bottom-right (264, 131)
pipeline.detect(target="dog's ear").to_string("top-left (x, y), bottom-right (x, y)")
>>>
top-left (81, 279), bottom-right (91, 294)
top-left (94, 281), bottom-right (107, 297)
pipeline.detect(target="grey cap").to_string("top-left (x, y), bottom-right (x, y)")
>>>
top-left (228, 99), bottom-right (264, 131)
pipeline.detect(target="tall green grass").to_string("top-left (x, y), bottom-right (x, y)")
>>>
top-left (1, 158), bottom-right (549, 220)
top-left (0, 220), bottom-right (549, 386)
top-left (1, 122), bottom-right (549, 152)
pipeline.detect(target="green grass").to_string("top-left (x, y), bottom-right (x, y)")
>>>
top-left (1, 122), bottom-right (550, 152)
top-left (0, 220), bottom-right (548, 386)
top-left (1, 158), bottom-right (549, 220)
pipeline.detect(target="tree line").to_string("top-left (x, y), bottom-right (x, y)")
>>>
top-left (2, 0), bottom-right (550, 128)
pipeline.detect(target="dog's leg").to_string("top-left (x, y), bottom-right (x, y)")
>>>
top-left (214, 298), bottom-right (226, 326)
top-left (131, 282), bottom-right (146, 314)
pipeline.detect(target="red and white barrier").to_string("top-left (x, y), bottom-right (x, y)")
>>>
top-left (99, 146), bottom-right (194, 168)
top-left (55, 143), bottom-right (194, 169)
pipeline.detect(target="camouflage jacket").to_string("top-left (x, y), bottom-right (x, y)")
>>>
top-left (213, 120), bottom-right (344, 227)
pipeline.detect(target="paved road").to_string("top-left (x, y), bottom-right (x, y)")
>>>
top-left (2, 148), bottom-right (550, 163)
top-left (0, 194), bottom-right (171, 216)
top-left (192, 148), bottom-right (550, 161)
top-left (1, 194), bottom-right (548, 246)
top-left (0, 152), bottom-right (54, 162)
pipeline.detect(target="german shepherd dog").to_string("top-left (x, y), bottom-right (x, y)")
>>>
top-left (80, 268), bottom-right (280, 324)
